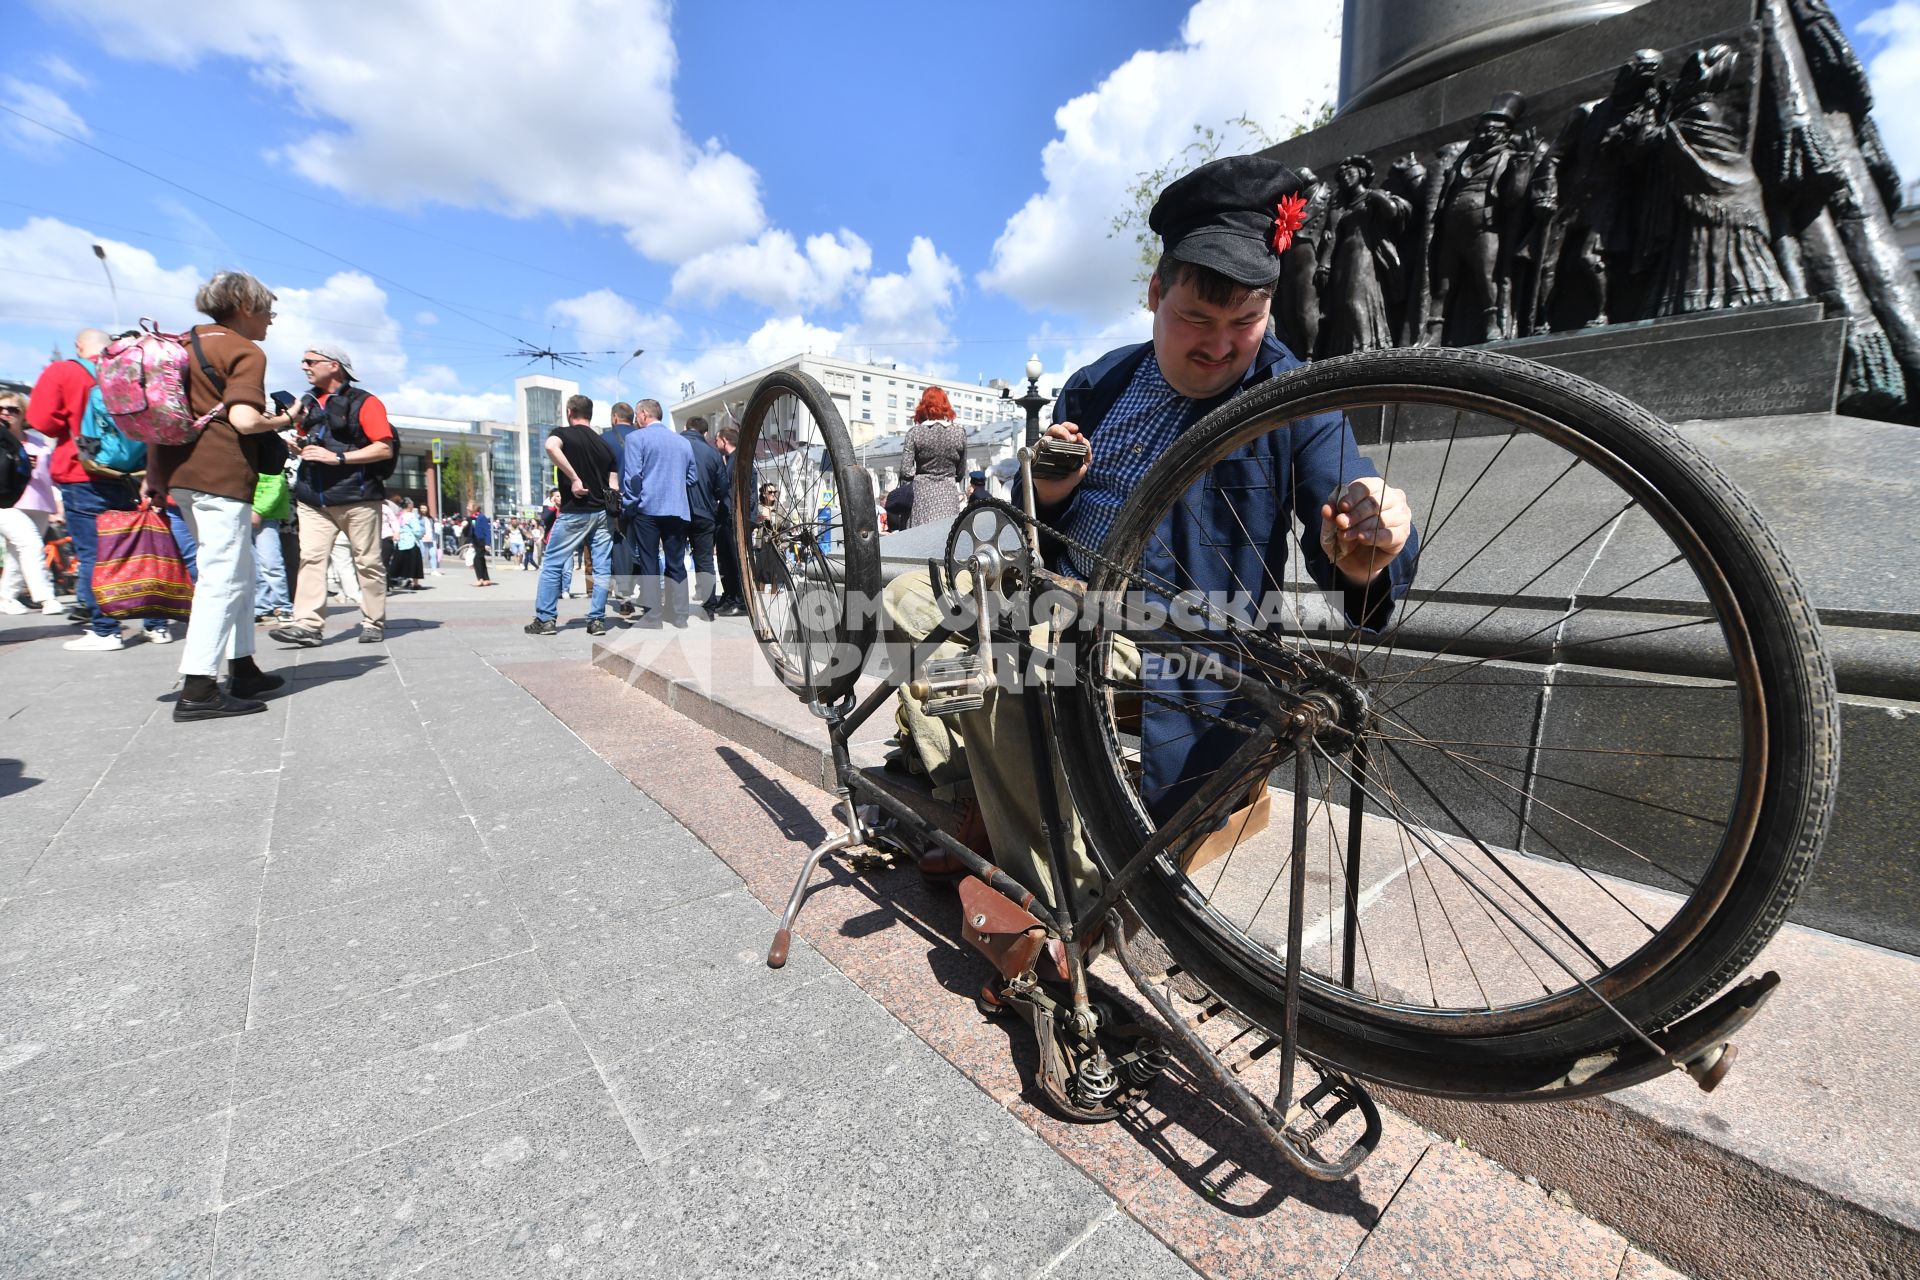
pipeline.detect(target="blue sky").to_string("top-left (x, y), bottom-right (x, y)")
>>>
top-left (1, 0), bottom-right (1912, 421)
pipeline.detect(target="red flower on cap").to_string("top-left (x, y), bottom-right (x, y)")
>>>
top-left (1271, 194), bottom-right (1308, 254)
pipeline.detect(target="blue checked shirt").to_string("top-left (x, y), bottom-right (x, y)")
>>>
top-left (1055, 355), bottom-right (1202, 580)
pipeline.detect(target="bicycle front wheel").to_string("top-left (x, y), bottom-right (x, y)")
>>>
top-left (1058, 348), bottom-right (1837, 1098)
top-left (732, 370), bottom-right (880, 704)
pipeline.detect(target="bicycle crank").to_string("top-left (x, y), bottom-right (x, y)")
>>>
top-left (982, 975), bottom-right (1169, 1124)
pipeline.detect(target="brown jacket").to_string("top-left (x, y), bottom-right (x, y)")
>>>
top-left (152, 323), bottom-right (269, 502)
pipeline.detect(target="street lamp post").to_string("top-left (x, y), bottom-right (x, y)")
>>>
top-left (91, 244), bottom-right (121, 330)
top-left (1010, 353), bottom-right (1051, 447)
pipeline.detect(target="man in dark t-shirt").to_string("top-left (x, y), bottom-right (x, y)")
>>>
top-left (526, 394), bottom-right (618, 635)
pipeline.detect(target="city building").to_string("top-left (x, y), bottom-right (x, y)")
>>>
top-left (669, 353), bottom-right (1030, 447)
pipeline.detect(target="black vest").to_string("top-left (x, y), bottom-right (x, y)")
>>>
top-left (295, 385), bottom-right (390, 507)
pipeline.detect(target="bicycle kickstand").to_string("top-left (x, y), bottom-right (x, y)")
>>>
top-left (767, 793), bottom-right (862, 969)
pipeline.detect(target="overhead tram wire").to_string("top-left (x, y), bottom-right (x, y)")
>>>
top-left (0, 266), bottom-right (508, 354)
top-left (0, 101), bottom-right (551, 352)
top-left (0, 111), bottom-right (1127, 368)
top-left (0, 110), bottom-right (759, 339)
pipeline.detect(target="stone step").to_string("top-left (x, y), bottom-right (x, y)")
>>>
top-left (1484, 300), bottom-right (1828, 359)
top-left (588, 628), bottom-right (1919, 1280)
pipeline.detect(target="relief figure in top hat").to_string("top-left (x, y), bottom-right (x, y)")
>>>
top-left (1425, 91), bottom-right (1535, 346)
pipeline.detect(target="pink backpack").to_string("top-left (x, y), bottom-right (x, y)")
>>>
top-left (95, 319), bottom-right (222, 446)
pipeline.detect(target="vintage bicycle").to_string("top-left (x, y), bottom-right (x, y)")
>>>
top-left (728, 347), bottom-right (1837, 1180)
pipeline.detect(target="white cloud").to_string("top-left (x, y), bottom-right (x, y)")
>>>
top-left (387, 385), bottom-right (514, 420)
top-left (1861, 2), bottom-right (1920, 197)
top-left (38, 56), bottom-right (91, 90)
top-left (49, 0), bottom-right (765, 263)
top-left (262, 271), bottom-right (406, 390)
top-left (981, 0), bottom-right (1339, 322)
top-left (841, 236), bottom-right (963, 363)
top-left (671, 229), bottom-right (873, 312)
top-left (0, 217), bottom-right (200, 327)
top-left (646, 314), bottom-right (849, 406)
top-left (547, 289), bottom-right (674, 352)
top-left (0, 215), bottom-right (519, 417)
top-left (0, 77), bottom-right (90, 155)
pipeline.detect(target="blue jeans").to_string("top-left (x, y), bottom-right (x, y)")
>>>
top-left (58, 479), bottom-right (169, 637)
top-left (167, 503), bottom-right (198, 583)
top-left (254, 518), bottom-right (291, 613)
top-left (534, 510), bottom-right (613, 622)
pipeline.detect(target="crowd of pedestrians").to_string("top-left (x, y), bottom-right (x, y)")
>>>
top-left (523, 395), bottom-right (745, 636)
top-left (0, 272), bottom-right (461, 722)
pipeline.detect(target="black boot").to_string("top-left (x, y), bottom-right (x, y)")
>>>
top-left (228, 656), bottom-right (285, 699)
top-left (175, 674), bottom-right (267, 722)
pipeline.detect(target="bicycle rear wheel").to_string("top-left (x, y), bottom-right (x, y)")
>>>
top-left (1057, 348), bottom-right (1837, 1098)
top-left (732, 370), bottom-right (880, 704)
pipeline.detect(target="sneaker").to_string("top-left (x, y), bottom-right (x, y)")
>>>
top-left (585, 618), bottom-right (607, 636)
top-left (64, 630), bottom-right (125, 652)
top-left (716, 600), bottom-right (748, 617)
top-left (270, 624), bottom-right (323, 648)
top-left (145, 625), bottom-right (174, 645)
top-left (40, 600), bottom-right (64, 616)
top-left (614, 598), bottom-right (635, 618)
top-left (524, 618), bottom-right (557, 636)
top-left (358, 626), bottom-right (385, 645)
top-left (0, 598), bottom-right (26, 615)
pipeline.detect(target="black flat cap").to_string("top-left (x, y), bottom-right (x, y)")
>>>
top-left (1149, 155), bottom-right (1308, 288)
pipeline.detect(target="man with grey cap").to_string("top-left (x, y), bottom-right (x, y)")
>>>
top-left (271, 344), bottom-right (398, 647)
top-left (883, 154), bottom-right (1419, 928)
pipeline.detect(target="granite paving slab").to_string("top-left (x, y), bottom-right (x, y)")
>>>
top-left (230, 948), bottom-right (555, 1102)
top-left (210, 1070), bottom-right (642, 1280)
top-left (0, 1034), bottom-right (237, 1175)
top-left (223, 1001), bottom-right (591, 1199)
top-left (0, 1109), bottom-right (226, 1274)
top-left (0, 925), bottom-right (255, 1092)
top-left (247, 870), bottom-right (533, 1023)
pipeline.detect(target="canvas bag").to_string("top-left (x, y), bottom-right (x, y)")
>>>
top-left (93, 501), bottom-right (193, 620)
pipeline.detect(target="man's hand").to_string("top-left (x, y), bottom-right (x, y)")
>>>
top-left (570, 478), bottom-right (588, 498)
top-left (141, 474), bottom-right (168, 505)
top-left (298, 444), bottom-right (338, 464)
top-left (1032, 422), bottom-right (1090, 507)
top-left (1319, 476), bottom-right (1412, 584)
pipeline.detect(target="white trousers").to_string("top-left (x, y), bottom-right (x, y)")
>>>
top-left (172, 488), bottom-right (256, 676)
top-left (0, 506), bottom-right (55, 603)
top-left (326, 531), bottom-right (362, 603)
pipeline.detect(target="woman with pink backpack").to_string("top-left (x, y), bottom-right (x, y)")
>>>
top-left (142, 271), bottom-right (306, 721)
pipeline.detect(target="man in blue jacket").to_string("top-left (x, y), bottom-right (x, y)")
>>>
top-left (680, 416), bottom-right (731, 619)
top-left (886, 154), bottom-right (1418, 913)
top-left (621, 397), bottom-right (696, 626)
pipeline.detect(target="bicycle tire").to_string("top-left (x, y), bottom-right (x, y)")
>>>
top-left (732, 370), bottom-right (880, 704)
top-left (1057, 348), bottom-right (1837, 1097)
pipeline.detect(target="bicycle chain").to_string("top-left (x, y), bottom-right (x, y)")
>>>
top-left (958, 497), bottom-right (1332, 744)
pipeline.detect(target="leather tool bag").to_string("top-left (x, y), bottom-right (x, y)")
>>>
top-left (959, 876), bottom-right (1047, 981)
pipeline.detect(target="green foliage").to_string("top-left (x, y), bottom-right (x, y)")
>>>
top-left (1110, 105), bottom-right (1335, 287)
top-left (440, 440), bottom-right (477, 509)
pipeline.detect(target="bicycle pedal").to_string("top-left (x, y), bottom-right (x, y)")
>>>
top-left (908, 653), bottom-right (988, 717)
